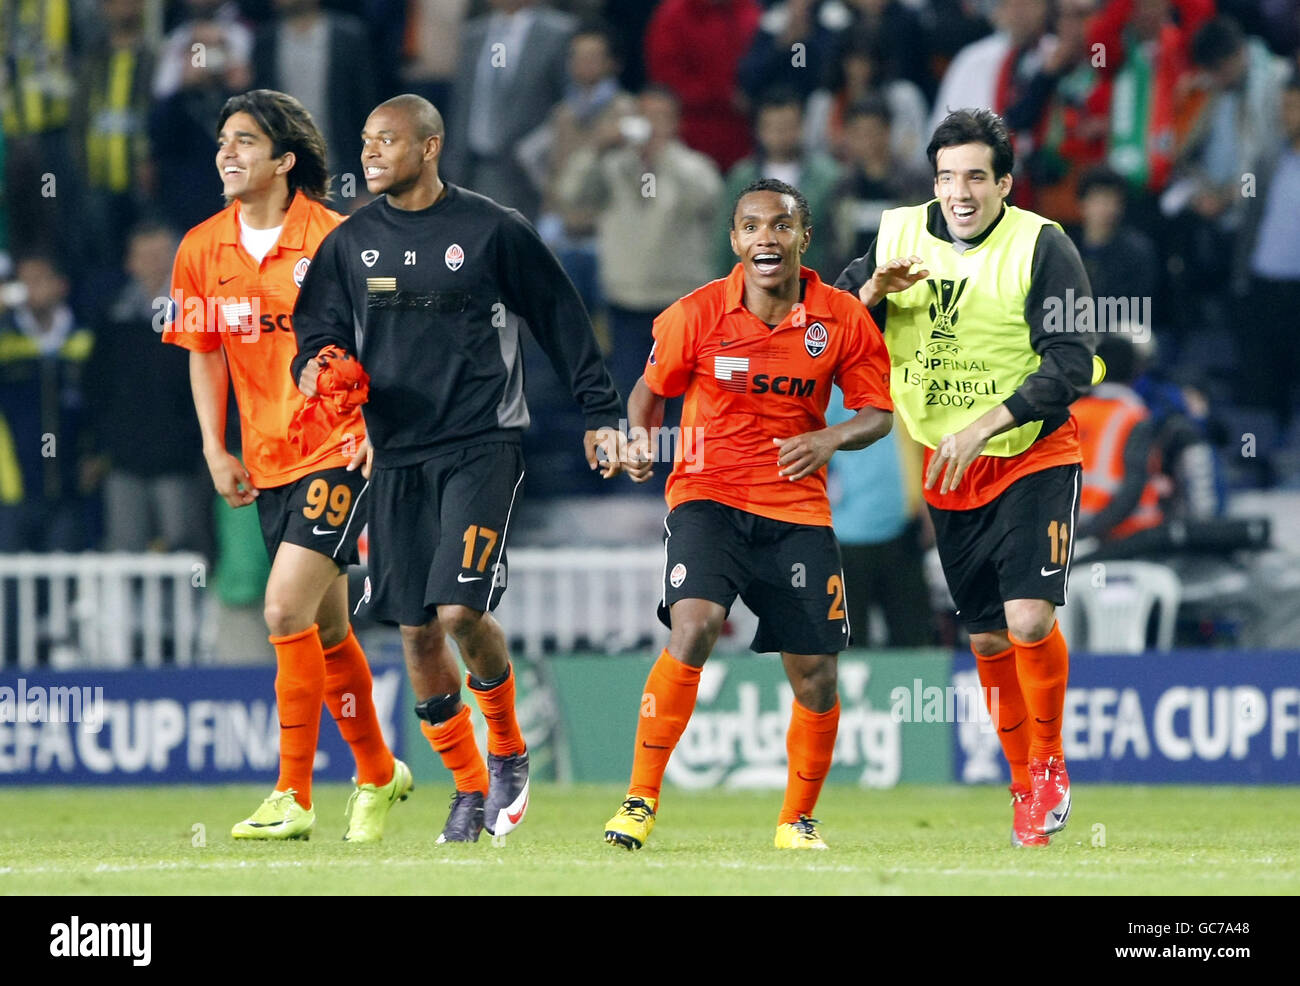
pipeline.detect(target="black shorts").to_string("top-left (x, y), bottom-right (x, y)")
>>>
top-left (256, 466), bottom-right (369, 572)
top-left (365, 441), bottom-right (524, 626)
top-left (658, 499), bottom-right (849, 655)
top-left (928, 463), bottom-right (1082, 634)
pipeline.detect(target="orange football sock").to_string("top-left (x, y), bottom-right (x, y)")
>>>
top-left (468, 663), bottom-right (526, 757)
top-left (628, 649), bottom-right (702, 803)
top-left (779, 699), bottom-right (840, 825)
top-left (323, 627), bottom-right (395, 787)
top-left (420, 704), bottom-right (489, 795)
top-left (974, 643), bottom-right (1031, 788)
top-left (1010, 621), bottom-right (1070, 762)
top-left (270, 624), bottom-right (327, 808)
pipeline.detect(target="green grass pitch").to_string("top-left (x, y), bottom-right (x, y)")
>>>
top-left (1, 784), bottom-right (1297, 895)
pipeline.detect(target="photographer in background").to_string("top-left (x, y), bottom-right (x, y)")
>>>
top-left (556, 85), bottom-right (722, 407)
top-left (148, 5), bottom-right (253, 231)
top-left (517, 22), bottom-right (637, 318)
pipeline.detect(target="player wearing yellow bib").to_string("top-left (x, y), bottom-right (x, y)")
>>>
top-left (836, 109), bottom-right (1098, 847)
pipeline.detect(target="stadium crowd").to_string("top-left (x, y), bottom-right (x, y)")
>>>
top-left (2, 0), bottom-right (1299, 648)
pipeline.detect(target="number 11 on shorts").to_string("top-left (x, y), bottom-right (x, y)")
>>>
top-left (461, 524), bottom-right (500, 572)
top-left (1047, 519), bottom-right (1070, 565)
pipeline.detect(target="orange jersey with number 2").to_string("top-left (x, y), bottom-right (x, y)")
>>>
top-left (644, 265), bottom-right (892, 527)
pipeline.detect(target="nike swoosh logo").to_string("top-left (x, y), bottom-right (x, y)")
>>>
top-left (1041, 566), bottom-right (1063, 576)
top-left (719, 338), bottom-right (737, 346)
top-left (1052, 807), bottom-right (1068, 822)
top-left (279, 723), bottom-right (305, 730)
top-left (796, 771), bottom-right (823, 782)
top-left (1000, 717), bottom-right (1026, 733)
top-left (1034, 716), bottom-right (1059, 724)
top-left (457, 573), bottom-right (484, 583)
top-left (312, 526), bottom-right (337, 535)
top-left (641, 742), bottom-right (671, 750)
top-left (219, 274), bottom-right (238, 285)
top-left (507, 791), bottom-right (529, 824)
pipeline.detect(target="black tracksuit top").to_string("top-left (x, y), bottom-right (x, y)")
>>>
top-left (292, 182), bottom-right (622, 467)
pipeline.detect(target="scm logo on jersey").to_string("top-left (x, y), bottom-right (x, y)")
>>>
top-left (804, 321), bottom-right (827, 357)
top-left (752, 374), bottom-right (817, 397)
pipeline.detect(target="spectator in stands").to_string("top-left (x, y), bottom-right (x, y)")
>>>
top-left (926, 0), bottom-right (995, 84)
top-left (737, 0), bottom-right (852, 105)
top-left (556, 85), bottom-right (722, 406)
top-left (644, 0), bottom-right (761, 173)
top-left (1234, 72), bottom-right (1300, 446)
top-left (153, 0), bottom-right (253, 101)
top-left (517, 23), bottom-right (636, 316)
top-left (804, 27), bottom-right (929, 169)
top-left (603, 0), bottom-right (657, 93)
top-left (85, 223), bottom-right (207, 553)
top-left (1, 0), bottom-right (85, 271)
top-left (363, 0), bottom-right (410, 102)
top-left (827, 97), bottom-right (931, 277)
top-left (1071, 165), bottom-right (1159, 329)
top-left (716, 88), bottom-right (841, 279)
top-left (0, 254), bottom-right (97, 552)
top-left (928, 0), bottom-right (1053, 135)
top-left (442, 0), bottom-right (576, 218)
top-left (73, 0), bottom-right (158, 270)
top-left (251, 0), bottom-right (378, 177)
top-left (1001, 0), bottom-right (1109, 224)
top-left (1161, 16), bottom-right (1290, 341)
top-left (844, 0), bottom-right (934, 103)
top-left (1178, 17), bottom-right (1288, 232)
top-left (1087, 0), bottom-right (1214, 207)
top-left (148, 14), bottom-right (250, 231)
top-left (827, 386), bottom-right (937, 647)
top-left (400, 0), bottom-right (470, 113)
top-left (1075, 336), bottom-right (1168, 543)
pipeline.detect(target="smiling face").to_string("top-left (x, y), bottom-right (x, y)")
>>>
top-left (730, 189), bottom-right (810, 291)
top-left (215, 111), bottom-right (292, 202)
top-left (360, 105), bottom-right (436, 198)
top-left (933, 142), bottom-right (1012, 239)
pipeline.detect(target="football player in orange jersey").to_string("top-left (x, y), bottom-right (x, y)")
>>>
top-left (604, 178), bottom-right (893, 851)
top-left (164, 90), bottom-right (409, 842)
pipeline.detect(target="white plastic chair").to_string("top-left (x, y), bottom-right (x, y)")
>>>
top-left (1057, 560), bottom-right (1182, 653)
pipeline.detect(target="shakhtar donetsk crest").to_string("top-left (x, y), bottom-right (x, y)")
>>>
top-left (293, 257), bottom-right (310, 287)
top-left (445, 243), bottom-right (465, 271)
top-left (804, 321), bottom-right (828, 357)
top-left (670, 563), bottom-right (687, 588)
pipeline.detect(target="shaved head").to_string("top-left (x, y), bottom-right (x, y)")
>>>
top-left (376, 94), bottom-right (444, 141)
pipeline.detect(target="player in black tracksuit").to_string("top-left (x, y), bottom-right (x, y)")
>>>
top-left (291, 94), bottom-right (624, 843)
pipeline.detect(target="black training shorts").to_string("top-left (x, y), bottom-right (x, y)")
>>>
top-left (927, 463), bottom-right (1082, 634)
top-left (365, 441), bottom-right (524, 627)
top-left (658, 499), bottom-right (850, 655)
top-left (256, 466), bottom-right (369, 572)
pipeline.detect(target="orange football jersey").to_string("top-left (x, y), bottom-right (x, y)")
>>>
top-left (644, 265), bottom-right (892, 526)
top-left (163, 193), bottom-right (360, 489)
